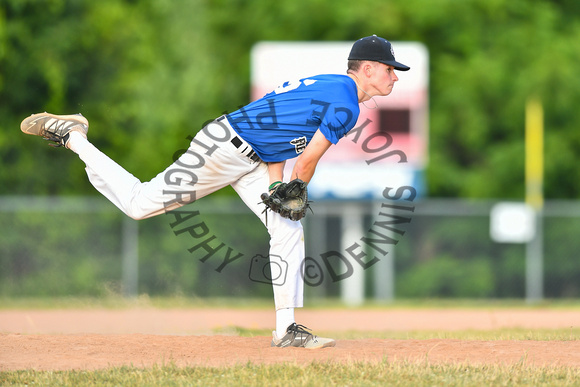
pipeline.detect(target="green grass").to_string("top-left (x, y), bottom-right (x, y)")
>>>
top-left (2, 296), bottom-right (580, 310)
top-left (0, 295), bottom-right (275, 310)
top-left (2, 361), bottom-right (580, 387)
top-left (214, 325), bottom-right (580, 341)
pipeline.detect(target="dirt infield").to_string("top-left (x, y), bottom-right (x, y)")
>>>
top-left (1, 308), bottom-right (579, 370)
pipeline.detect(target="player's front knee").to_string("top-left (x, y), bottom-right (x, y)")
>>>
top-left (123, 205), bottom-right (153, 220)
top-left (123, 211), bottom-right (145, 220)
top-left (268, 217), bottom-right (304, 240)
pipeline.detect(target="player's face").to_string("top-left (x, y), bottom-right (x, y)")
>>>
top-left (369, 63), bottom-right (399, 96)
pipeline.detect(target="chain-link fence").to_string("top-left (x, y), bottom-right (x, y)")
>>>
top-left (1, 196), bottom-right (578, 301)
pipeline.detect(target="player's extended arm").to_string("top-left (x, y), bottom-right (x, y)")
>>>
top-left (290, 129), bottom-right (332, 183)
top-left (267, 161), bottom-right (286, 188)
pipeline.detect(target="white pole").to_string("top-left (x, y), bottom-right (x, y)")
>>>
top-left (122, 217), bottom-right (139, 298)
top-left (340, 203), bottom-right (365, 306)
top-left (373, 203), bottom-right (395, 301)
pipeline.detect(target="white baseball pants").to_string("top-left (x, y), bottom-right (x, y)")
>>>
top-left (69, 117), bottom-right (304, 310)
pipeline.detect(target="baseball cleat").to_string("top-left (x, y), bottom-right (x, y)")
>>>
top-left (20, 112), bottom-right (89, 148)
top-left (271, 323), bottom-right (336, 349)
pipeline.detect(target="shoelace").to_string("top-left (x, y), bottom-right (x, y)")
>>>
top-left (287, 323), bottom-right (314, 342)
top-left (41, 118), bottom-right (81, 147)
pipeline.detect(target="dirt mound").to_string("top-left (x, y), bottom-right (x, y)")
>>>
top-left (2, 334), bottom-right (579, 370)
top-left (1, 308), bottom-right (579, 370)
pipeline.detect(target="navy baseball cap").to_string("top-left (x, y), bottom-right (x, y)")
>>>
top-left (348, 35), bottom-right (410, 71)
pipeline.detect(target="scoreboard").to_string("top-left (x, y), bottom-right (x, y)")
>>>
top-left (250, 41), bottom-right (429, 199)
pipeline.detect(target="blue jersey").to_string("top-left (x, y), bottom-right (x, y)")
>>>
top-left (226, 74), bottom-right (359, 162)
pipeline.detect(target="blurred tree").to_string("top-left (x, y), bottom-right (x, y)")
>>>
top-left (1, 0), bottom-right (580, 200)
top-left (392, 0), bottom-right (580, 199)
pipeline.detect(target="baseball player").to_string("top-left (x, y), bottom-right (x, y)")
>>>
top-left (20, 35), bottom-right (409, 349)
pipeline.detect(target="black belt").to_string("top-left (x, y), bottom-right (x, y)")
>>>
top-left (217, 115), bottom-right (261, 163)
top-left (231, 135), bottom-right (261, 162)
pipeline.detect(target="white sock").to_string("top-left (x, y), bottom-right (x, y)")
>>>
top-left (67, 131), bottom-right (89, 154)
top-left (275, 308), bottom-right (295, 338)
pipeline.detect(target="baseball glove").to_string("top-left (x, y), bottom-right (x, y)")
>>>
top-left (261, 179), bottom-right (310, 221)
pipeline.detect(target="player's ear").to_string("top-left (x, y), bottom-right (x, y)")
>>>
top-left (363, 61), bottom-right (374, 78)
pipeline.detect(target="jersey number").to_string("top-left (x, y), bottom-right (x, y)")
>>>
top-left (274, 79), bottom-right (316, 95)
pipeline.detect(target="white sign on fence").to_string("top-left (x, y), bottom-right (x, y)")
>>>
top-left (490, 202), bottom-right (536, 243)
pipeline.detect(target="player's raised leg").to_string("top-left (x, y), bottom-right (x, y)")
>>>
top-left (21, 112), bottom-right (88, 148)
top-left (20, 113), bottom-right (244, 220)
